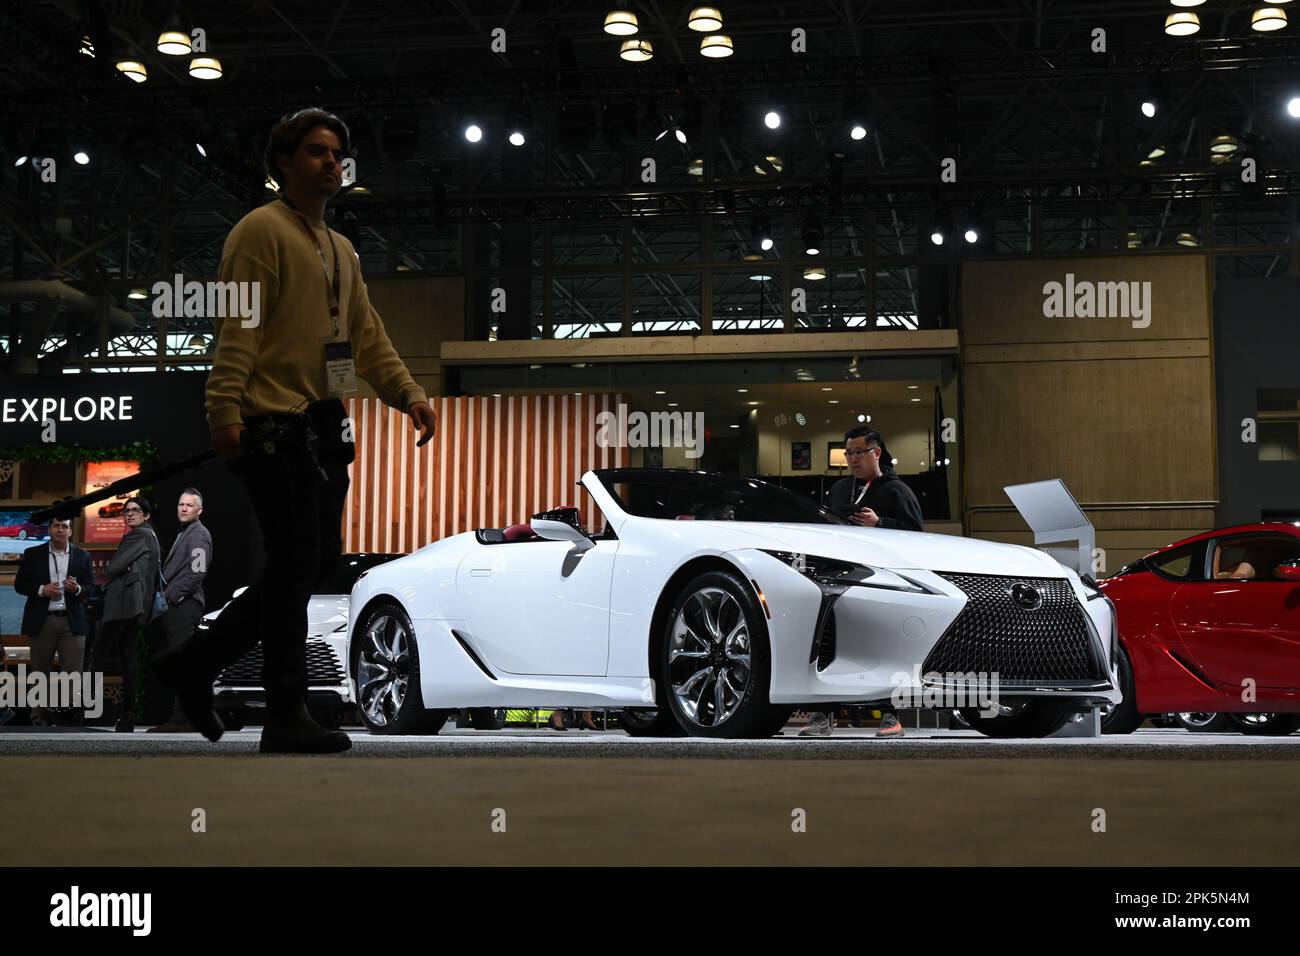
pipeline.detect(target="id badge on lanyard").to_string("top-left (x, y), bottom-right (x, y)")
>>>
top-left (285, 197), bottom-right (357, 396)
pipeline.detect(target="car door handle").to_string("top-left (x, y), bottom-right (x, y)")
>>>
top-left (470, 568), bottom-right (492, 577)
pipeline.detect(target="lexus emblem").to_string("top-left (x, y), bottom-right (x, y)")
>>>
top-left (1009, 582), bottom-right (1043, 611)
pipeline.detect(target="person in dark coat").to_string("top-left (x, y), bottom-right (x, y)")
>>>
top-left (802, 426), bottom-right (925, 740)
top-left (99, 497), bottom-right (161, 733)
top-left (13, 517), bottom-right (96, 725)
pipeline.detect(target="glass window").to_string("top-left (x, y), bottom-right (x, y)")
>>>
top-left (1146, 543), bottom-right (1197, 581)
top-left (1211, 535), bottom-right (1300, 582)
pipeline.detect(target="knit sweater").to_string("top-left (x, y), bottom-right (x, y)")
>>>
top-left (205, 198), bottom-right (426, 429)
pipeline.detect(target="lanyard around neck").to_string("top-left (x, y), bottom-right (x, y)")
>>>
top-left (281, 196), bottom-right (342, 338)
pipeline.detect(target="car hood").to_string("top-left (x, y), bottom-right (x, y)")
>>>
top-left (660, 521), bottom-right (1068, 577)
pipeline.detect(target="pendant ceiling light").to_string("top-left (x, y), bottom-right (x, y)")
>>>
top-left (157, 14), bottom-right (191, 55)
top-left (604, 10), bottom-right (639, 35)
top-left (619, 39), bottom-right (653, 62)
top-left (1252, 7), bottom-right (1288, 31)
top-left (1164, 11), bottom-right (1200, 35)
top-left (689, 7), bottom-right (723, 32)
top-left (115, 60), bottom-right (148, 82)
top-left (700, 34), bottom-right (733, 57)
top-left (189, 57), bottom-right (222, 79)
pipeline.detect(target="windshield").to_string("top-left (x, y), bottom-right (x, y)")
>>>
top-left (596, 469), bottom-right (847, 524)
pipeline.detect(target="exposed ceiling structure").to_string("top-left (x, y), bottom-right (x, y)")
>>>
top-left (2, 0), bottom-right (1298, 369)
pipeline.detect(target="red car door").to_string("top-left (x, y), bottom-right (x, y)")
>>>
top-left (1171, 533), bottom-right (1300, 692)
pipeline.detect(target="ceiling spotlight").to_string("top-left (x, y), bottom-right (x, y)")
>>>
top-left (464, 124), bottom-right (483, 143)
top-left (687, 157), bottom-right (704, 175)
top-left (1140, 75), bottom-right (1166, 119)
top-left (963, 227), bottom-right (978, 244)
top-left (73, 151), bottom-right (89, 165)
top-left (749, 272), bottom-right (772, 281)
top-left (764, 110), bottom-right (781, 130)
top-left (1170, 1), bottom-right (1206, 6)
top-left (1252, 7), bottom-right (1288, 31)
top-left (850, 123), bottom-right (867, 141)
top-left (729, 424), bottom-right (740, 429)
top-left (116, 60), bottom-right (148, 82)
top-left (189, 57), bottom-right (222, 79)
top-left (13, 155), bottom-right (27, 167)
top-left (508, 129), bottom-right (526, 147)
top-left (654, 390), bottom-right (666, 395)
top-left (1147, 145), bottom-right (1167, 159)
top-left (1164, 11), bottom-right (1200, 36)
top-left (1141, 99), bottom-right (1157, 119)
top-left (700, 34), bottom-right (734, 57)
top-left (157, 16), bottom-right (191, 55)
top-left (794, 412), bottom-right (807, 426)
top-left (753, 154), bottom-right (783, 175)
top-left (127, 289), bottom-right (147, 300)
top-left (674, 127), bottom-right (688, 145)
top-left (1127, 231), bottom-right (1143, 249)
top-left (604, 10), bottom-right (639, 35)
top-left (689, 6), bottom-right (723, 31)
top-left (737, 388), bottom-right (749, 393)
top-left (620, 39), bottom-right (654, 61)
top-left (930, 229), bottom-right (945, 246)
top-left (1176, 232), bottom-right (1199, 247)
top-left (752, 212), bottom-right (773, 252)
top-left (1288, 97), bottom-right (1300, 118)
top-left (1210, 134), bottom-right (1239, 155)
top-left (802, 215), bottom-right (823, 255)
top-left (79, 34), bottom-right (94, 57)
top-left (195, 142), bottom-right (206, 157)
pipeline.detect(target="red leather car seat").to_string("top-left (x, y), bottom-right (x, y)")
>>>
top-left (502, 523), bottom-right (540, 541)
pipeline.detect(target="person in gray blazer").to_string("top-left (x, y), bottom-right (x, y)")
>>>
top-left (99, 497), bottom-right (161, 733)
top-left (150, 487), bottom-right (214, 732)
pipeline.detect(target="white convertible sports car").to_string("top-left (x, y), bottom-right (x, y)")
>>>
top-left (347, 469), bottom-right (1122, 739)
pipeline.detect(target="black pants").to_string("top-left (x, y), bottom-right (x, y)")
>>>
top-left (161, 597), bottom-right (205, 720)
top-left (177, 409), bottom-right (350, 716)
top-left (100, 617), bottom-right (140, 722)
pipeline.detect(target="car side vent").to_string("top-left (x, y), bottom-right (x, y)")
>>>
top-left (809, 594), bottom-right (840, 670)
top-left (451, 630), bottom-right (497, 680)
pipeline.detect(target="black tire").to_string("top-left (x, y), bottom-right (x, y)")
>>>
top-left (353, 601), bottom-right (452, 735)
top-left (1175, 712), bottom-right (1232, 733)
top-left (465, 707), bottom-right (507, 730)
top-left (1101, 643), bottom-right (1145, 735)
top-left (658, 569), bottom-right (793, 739)
top-left (958, 700), bottom-right (1076, 738)
top-left (216, 706), bottom-right (246, 732)
top-left (618, 707), bottom-right (686, 737)
top-left (1228, 713), bottom-right (1300, 736)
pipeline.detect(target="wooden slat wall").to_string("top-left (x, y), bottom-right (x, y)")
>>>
top-left (342, 394), bottom-right (628, 553)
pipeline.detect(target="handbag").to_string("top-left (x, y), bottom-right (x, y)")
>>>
top-left (146, 528), bottom-right (168, 622)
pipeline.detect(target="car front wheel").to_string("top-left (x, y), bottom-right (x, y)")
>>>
top-left (1228, 713), bottom-right (1300, 736)
top-left (618, 707), bottom-right (685, 737)
top-left (958, 700), bottom-right (1075, 738)
top-left (1175, 712), bottom-right (1231, 733)
top-left (1100, 643), bottom-right (1144, 734)
top-left (659, 570), bottom-right (791, 739)
top-left (354, 602), bottom-right (452, 735)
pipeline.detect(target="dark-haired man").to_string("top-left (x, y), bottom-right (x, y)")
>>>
top-left (801, 426), bottom-right (924, 739)
top-left (14, 518), bottom-right (95, 726)
top-left (156, 108), bottom-right (437, 754)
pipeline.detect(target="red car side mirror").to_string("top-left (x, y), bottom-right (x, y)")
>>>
top-left (1275, 563), bottom-right (1300, 582)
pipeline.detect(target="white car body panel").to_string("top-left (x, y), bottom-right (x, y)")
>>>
top-left (347, 470), bottom-right (1121, 712)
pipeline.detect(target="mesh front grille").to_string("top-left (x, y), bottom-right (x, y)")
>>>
top-left (921, 573), bottom-right (1104, 683)
top-left (215, 639), bottom-right (346, 687)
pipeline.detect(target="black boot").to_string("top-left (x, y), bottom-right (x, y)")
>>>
top-left (260, 699), bottom-right (351, 754)
top-left (153, 649), bottom-right (225, 742)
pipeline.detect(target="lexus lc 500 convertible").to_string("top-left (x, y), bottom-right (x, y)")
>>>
top-left (346, 469), bottom-right (1122, 739)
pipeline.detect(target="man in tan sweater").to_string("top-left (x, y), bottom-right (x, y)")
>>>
top-left (157, 108), bottom-right (436, 753)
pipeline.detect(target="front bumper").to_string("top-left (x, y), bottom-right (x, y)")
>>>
top-left (730, 552), bottom-right (1121, 707)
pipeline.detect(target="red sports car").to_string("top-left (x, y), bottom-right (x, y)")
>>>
top-left (1099, 522), bottom-right (1300, 735)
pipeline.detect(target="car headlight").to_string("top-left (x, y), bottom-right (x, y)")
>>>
top-left (759, 550), bottom-right (933, 594)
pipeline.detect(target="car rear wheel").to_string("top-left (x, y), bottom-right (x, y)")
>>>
top-left (958, 700), bottom-right (1076, 738)
top-left (1175, 712), bottom-right (1232, 733)
top-left (618, 707), bottom-right (686, 737)
top-left (659, 570), bottom-right (792, 739)
top-left (465, 707), bottom-right (507, 730)
top-left (1228, 713), bottom-right (1300, 736)
top-left (1100, 643), bottom-right (1144, 734)
top-left (354, 602), bottom-right (452, 735)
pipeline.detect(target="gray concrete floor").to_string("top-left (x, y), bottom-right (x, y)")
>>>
top-left (3, 727), bottom-right (1298, 866)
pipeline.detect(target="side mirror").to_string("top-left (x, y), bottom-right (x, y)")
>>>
top-left (1275, 561), bottom-right (1300, 582)
top-left (532, 518), bottom-right (595, 552)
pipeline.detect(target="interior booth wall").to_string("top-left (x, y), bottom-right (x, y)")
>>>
top-left (0, 372), bottom-right (253, 608)
top-left (1213, 276), bottom-right (1300, 524)
top-left (961, 254), bottom-right (1217, 575)
top-left (343, 394), bottom-right (629, 553)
